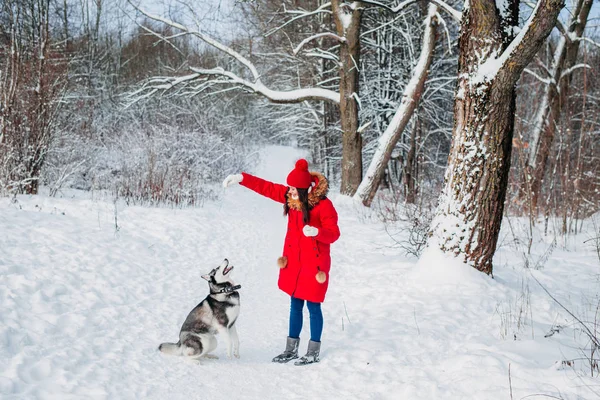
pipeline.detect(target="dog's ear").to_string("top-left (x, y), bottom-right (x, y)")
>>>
top-left (201, 274), bottom-right (211, 281)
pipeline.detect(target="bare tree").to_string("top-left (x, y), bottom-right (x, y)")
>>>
top-left (0, 0), bottom-right (67, 194)
top-left (523, 0), bottom-right (594, 213)
top-left (428, 0), bottom-right (564, 274)
top-left (354, 2), bottom-right (457, 206)
top-left (332, 0), bottom-right (364, 194)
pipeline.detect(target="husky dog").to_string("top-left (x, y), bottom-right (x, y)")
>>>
top-left (158, 259), bottom-right (241, 359)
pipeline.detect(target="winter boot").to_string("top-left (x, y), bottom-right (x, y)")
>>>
top-left (272, 337), bottom-right (300, 363)
top-left (294, 340), bottom-right (320, 366)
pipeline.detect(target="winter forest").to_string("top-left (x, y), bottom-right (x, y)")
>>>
top-left (1, 0), bottom-right (600, 398)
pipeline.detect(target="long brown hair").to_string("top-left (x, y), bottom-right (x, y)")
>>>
top-left (284, 188), bottom-right (311, 224)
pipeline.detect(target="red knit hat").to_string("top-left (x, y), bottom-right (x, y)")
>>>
top-left (286, 159), bottom-right (313, 189)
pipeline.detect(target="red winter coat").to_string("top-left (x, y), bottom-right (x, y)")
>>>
top-left (240, 172), bottom-right (340, 303)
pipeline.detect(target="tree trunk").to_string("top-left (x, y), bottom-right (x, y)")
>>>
top-left (428, 0), bottom-right (563, 274)
top-left (62, 0), bottom-right (69, 43)
top-left (432, 79), bottom-right (517, 274)
top-left (526, 0), bottom-right (593, 212)
top-left (404, 116), bottom-right (420, 204)
top-left (333, 0), bottom-right (363, 195)
top-left (353, 4), bottom-right (438, 205)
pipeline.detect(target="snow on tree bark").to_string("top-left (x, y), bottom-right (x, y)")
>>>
top-left (428, 0), bottom-right (564, 274)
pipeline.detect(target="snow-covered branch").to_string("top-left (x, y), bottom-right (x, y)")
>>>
top-left (436, 11), bottom-right (453, 53)
top-left (358, 120), bottom-right (373, 134)
top-left (533, 56), bottom-right (554, 79)
top-left (560, 63), bottom-right (591, 80)
top-left (496, 0), bottom-right (565, 80)
top-left (266, 2), bottom-right (332, 37)
top-left (293, 32), bottom-right (346, 55)
top-left (523, 68), bottom-right (554, 85)
top-left (576, 37), bottom-right (600, 49)
top-left (126, 3), bottom-right (340, 106)
top-left (188, 67), bottom-right (340, 104)
top-left (128, 65), bottom-right (340, 105)
top-left (132, 5), bottom-right (260, 81)
top-left (357, 0), bottom-right (395, 11)
top-left (361, 0), bottom-right (462, 22)
top-left (472, 0), bottom-right (564, 84)
top-left (124, 73), bottom-right (203, 106)
top-left (305, 50), bottom-right (340, 62)
top-left (352, 92), bottom-right (362, 109)
top-left (416, 0), bottom-right (461, 22)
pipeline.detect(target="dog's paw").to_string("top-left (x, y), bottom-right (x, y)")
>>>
top-left (234, 352), bottom-right (240, 359)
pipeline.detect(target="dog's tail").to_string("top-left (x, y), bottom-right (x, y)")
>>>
top-left (158, 341), bottom-right (183, 356)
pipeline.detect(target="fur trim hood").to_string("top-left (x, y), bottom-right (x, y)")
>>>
top-left (286, 171), bottom-right (329, 211)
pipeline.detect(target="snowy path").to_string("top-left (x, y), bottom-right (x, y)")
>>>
top-left (1, 146), bottom-right (599, 399)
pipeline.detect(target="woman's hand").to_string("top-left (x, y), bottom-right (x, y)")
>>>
top-left (223, 174), bottom-right (243, 188)
top-left (303, 225), bottom-right (319, 237)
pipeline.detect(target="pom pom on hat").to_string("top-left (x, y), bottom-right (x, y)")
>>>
top-left (295, 159), bottom-right (308, 171)
top-left (286, 159), bottom-right (313, 189)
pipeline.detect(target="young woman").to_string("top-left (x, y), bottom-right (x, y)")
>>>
top-left (223, 159), bottom-right (341, 365)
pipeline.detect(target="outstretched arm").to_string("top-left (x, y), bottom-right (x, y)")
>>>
top-left (237, 173), bottom-right (288, 204)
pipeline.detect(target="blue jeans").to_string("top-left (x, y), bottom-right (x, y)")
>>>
top-left (288, 296), bottom-right (323, 342)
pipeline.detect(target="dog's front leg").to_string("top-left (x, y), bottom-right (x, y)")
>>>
top-left (218, 327), bottom-right (233, 358)
top-left (229, 325), bottom-right (240, 358)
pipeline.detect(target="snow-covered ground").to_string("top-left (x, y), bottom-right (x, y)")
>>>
top-left (1, 146), bottom-right (599, 399)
